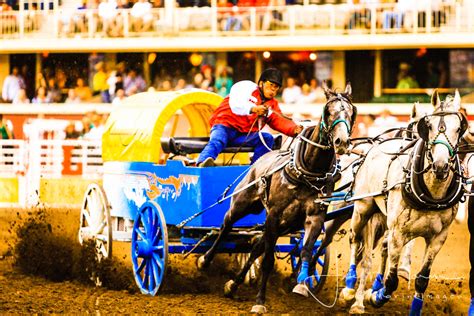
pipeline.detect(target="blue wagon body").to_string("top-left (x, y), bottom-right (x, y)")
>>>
top-left (103, 160), bottom-right (266, 227)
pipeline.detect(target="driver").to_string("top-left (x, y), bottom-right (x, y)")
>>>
top-left (197, 68), bottom-right (304, 167)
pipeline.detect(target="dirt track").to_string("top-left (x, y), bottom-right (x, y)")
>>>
top-left (0, 207), bottom-right (471, 314)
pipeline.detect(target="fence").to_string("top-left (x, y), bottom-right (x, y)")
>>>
top-left (0, 137), bottom-right (102, 207)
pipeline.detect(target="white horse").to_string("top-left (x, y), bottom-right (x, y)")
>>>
top-left (339, 90), bottom-right (467, 315)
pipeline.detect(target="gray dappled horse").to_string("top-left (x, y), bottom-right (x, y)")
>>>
top-left (339, 90), bottom-right (467, 315)
top-left (197, 82), bottom-right (357, 313)
top-left (314, 102), bottom-right (431, 285)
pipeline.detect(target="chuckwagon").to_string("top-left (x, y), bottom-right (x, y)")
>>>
top-left (78, 89), bottom-right (334, 295)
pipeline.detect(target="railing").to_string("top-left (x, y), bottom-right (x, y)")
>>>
top-left (0, 137), bottom-right (102, 207)
top-left (1, 1), bottom-right (473, 39)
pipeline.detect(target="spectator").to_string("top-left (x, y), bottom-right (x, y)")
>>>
top-left (107, 61), bottom-right (126, 99)
top-left (65, 88), bottom-right (81, 103)
top-left (215, 65), bottom-right (233, 97)
top-left (93, 61), bottom-right (110, 102)
top-left (65, 121), bottom-right (82, 139)
top-left (74, 78), bottom-right (93, 102)
top-left (297, 83), bottom-right (316, 104)
top-left (0, 114), bottom-right (14, 139)
top-left (98, 0), bottom-right (123, 37)
top-left (201, 65), bottom-right (215, 92)
top-left (174, 78), bottom-right (187, 91)
top-left (131, 0), bottom-right (153, 32)
top-left (83, 112), bottom-right (106, 140)
top-left (32, 87), bottom-right (51, 104)
top-left (47, 78), bottom-right (63, 103)
top-left (309, 78), bottom-right (326, 103)
top-left (112, 88), bottom-right (126, 105)
top-left (12, 89), bottom-right (30, 104)
top-left (396, 62), bottom-right (419, 89)
top-left (282, 77), bottom-right (302, 104)
top-left (124, 69), bottom-right (147, 96)
top-left (2, 66), bottom-right (25, 103)
top-left (192, 72), bottom-right (204, 88)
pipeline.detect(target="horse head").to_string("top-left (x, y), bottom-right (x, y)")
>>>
top-left (417, 90), bottom-right (468, 180)
top-left (320, 81), bottom-right (357, 155)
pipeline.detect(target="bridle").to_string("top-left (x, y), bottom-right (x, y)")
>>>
top-left (417, 110), bottom-right (468, 169)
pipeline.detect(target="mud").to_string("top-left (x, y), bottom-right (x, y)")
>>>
top-left (0, 206), bottom-right (471, 314)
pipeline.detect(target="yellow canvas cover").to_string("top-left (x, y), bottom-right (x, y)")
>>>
top-left (102, 89), bottom-right (222, 163)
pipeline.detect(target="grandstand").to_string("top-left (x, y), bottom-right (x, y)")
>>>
top-left (0, 0), bottom-right (473, 207)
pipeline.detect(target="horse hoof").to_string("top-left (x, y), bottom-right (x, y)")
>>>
top-left (339, 287), bottom-right (356, 303)
top-left (363, 289), bottom-right (373, 304)
top-left (224, 280), bottom-right (236, 298)
top-left (196, 255), bottom-right (208, 270)
top-left (250, 305), bottom-right (267, 314)
top-left (349, 303), bottom-right (365, 314)
top-left (398, 267), bottom-right (410, 281)
top-left (292, 283), bottom-right (308, 297)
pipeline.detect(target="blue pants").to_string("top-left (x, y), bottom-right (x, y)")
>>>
top-left (197, 124), bottom-right (274, 165)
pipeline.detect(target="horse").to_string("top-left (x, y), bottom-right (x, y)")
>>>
top-left (339, 90), bottom-right (467, 315)
top-left (313, 102), bottom-right (430, 285)
top-left (196, 82), bottom-right (357, 313)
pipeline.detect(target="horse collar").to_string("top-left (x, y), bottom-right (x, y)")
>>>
top-left (401, 139), bottom-right (465, 210)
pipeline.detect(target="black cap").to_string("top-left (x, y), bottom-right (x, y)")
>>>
top-left (258, 68), bottom-right (283, 87)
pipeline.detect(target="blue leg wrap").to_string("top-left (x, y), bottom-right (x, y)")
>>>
top-left (469, 298), bottom-right (474, 316)
top-left (409, 296), bottom-right (423, 316)
top-left (373, 287), bottom-right (391, 307)
top-left (345, 264), bottom-right (357, 289)
top-left (297, 261), bottom-right (309, 284)
top-left (372, 273), bottom-right (384, 292)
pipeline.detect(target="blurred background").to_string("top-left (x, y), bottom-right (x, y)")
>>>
top-left (0, 0), bottom-right (473, 206)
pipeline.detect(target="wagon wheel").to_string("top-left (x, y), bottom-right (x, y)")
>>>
top-left (132, 201), bottom-right (168, 296)
top-left (290, 235), bottom-right (330, 294)
top-left (78, 183), bottom-right (113, 260)
top-left (236, 253), bottom-right (261, 285)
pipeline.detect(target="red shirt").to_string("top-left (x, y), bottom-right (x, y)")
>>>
top-left (210, 80), bottom-right (297, 136)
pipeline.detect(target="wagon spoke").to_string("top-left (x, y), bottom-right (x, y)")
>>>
top-left (151, 258), bottom-right (160, 284)
top-left (94, 220), bottom-right (106, 235)
top-left (153, 253), bottom-right (163, 270)
top-left (149, 209), bottom-right (157, 238)
top-left (82, 208), bottom-right (92, 227)
top-left (148, 263), bottom-right (155, 292)
top-left (137, 258), bottom-right (146, 274)
top-left (136, 228), bottom-right (147, 241)
top-left (153, 245), bottom-right (164, 253)
top-left (142, 209), bottom-right (151, 239)
top-left (152, 227), bottom-right (161, 245)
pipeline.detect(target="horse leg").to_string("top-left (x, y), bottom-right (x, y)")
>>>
top-left (369, 229), bottom-right (407, 308)
top-left (197, 199), bottom-right (261, 270)
top-left (340, 200), bottom-right (374, 303)
top-left (310, 210), bottom-right (351, 271)
top-left (293, 213), bottom-right (325, 297)
top-left (409, 228), bottom-right (449, 316)
top-left (251, 215), bottom-right (280, 314)
top-left (398, 239), bottom-right (415, 281)
top-left (224, 235), bottom-right (265, 298)
top-left (350, 214), bottom-right (380, 314)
